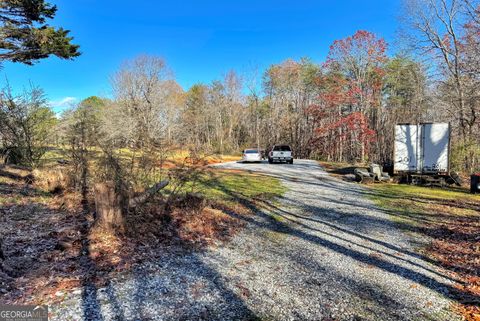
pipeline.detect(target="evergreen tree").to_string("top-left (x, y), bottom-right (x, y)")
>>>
top-left (0, 0), bottom-right (80, 64)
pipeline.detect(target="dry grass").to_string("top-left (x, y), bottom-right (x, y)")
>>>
top-left (0, 169), bottom-right (86, 304)
top-left (32, 167), bottom-right (71, 193)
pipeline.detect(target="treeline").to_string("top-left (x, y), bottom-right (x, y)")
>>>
top-left (1, 0), bottom-right (479, 173)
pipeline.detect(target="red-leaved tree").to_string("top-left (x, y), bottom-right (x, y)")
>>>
top-left (309, 30), bottom-right (387, 163)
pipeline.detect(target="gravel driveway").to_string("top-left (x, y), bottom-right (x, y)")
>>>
top-left (51, 160), bottom-right (459, 321)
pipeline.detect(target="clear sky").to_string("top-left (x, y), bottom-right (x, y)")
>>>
top-left (3, 0), bottom-right (402, 112)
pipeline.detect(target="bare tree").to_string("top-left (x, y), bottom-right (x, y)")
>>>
top-left (262, 59), bottom-right (321, 158)
top-left (401, 0), bottom-right (480, 171)
top-left (402, 0), bottom-right (478, 138)
top-left (80, 55), bottom-right (181, 233)
top-left (244, 65), bottom-right (262, 152)
top-left (109, 55), bottom-right (175, 147)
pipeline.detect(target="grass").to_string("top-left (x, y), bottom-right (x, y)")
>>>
top-left (0, 162), bottom-right (285, 304)
top-left (368, 183), bottom-right (480, 320)
top-left (191, 169), bottom-right (286, 203)
top-left (0, 166), bottom-right (52, 206)
top-left (368, 184), bottom-right (479, 225)
top-left (318, 161), bottom-right (364, 179)
top-left (319, 160), bottom-right (360, 170)
top-left (189, 169), bottom-right (289, 244)
top-left (371, 183), bottom-right (479, 202)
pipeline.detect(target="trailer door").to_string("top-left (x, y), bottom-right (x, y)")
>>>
top-left (421, 123), bottom-right (450, 173)
top-left (394, 124), bottom-right (419, 172)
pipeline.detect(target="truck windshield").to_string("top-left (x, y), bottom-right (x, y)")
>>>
top-left (245, 150), bottom-right (259, 154)
top-left (273, 146), bottom-right (291, 151)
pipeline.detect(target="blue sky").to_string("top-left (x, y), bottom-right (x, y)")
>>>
top-left (3, 0), bottom-right (402, 112)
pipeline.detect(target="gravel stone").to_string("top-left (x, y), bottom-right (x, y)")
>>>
top-left (48, 160), bottom-right (460, 321)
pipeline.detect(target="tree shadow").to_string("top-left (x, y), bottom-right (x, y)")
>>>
top-left (129, 250), bottom-right (258, 320)
top-left (207, 170), bottom-right (479, 311)
top-left (74, 184), bottom-right (257, 321)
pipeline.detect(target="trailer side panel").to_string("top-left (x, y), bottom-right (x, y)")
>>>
top-left (421, 123), bottom-right (450, 173)
top-left (394, 124), bottom-right (419, 173)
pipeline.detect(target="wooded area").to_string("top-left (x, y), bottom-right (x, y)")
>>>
top-left (3, 1), bottom-right (478, 174)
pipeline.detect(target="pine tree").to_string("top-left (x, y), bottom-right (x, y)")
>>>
top-left (0, 0), bottom-right (80, 64)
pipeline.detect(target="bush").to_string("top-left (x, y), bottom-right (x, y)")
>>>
top-left (0, 86), bottom-right (56, 167)
top-left (32, 168), bottom-right (71, 194)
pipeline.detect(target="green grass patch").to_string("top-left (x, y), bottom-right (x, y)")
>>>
top-left (368, 183), bottom-right (480, 226)
top-left (191, 170), bottom-right (286, 203)
top-left (371, 183), bottom-right (478, 202)
top-left (269, 213), bottom-right (286, 223)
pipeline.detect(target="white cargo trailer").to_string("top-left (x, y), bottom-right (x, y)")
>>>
top-left (394, 123), bottom-right (450, 175)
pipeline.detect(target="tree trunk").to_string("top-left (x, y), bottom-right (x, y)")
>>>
top-left (94, 182), bottom-right (125, 233)
top-left (128, 180), bottom-right (169, 208)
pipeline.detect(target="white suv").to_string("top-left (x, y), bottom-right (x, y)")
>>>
top-left (268, 145), bottom-right (293, 164)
